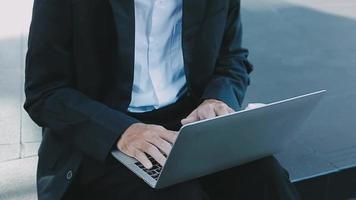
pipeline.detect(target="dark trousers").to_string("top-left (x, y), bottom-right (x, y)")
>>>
top-left (64, 96), bottom-right (301, 200)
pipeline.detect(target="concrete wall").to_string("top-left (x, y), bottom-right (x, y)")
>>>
top-left (0, 0), bottom-right (40, 162)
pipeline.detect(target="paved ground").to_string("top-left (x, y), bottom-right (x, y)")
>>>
top-left (0, 157), bottom-right (37, 200)
top-left (0, 0), bottom-right (356, 199)
top-left (242, 0), bottom-right (356, 181)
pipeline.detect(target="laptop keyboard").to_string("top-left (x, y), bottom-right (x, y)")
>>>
top-left (135, 155), bottom-right (163, 180)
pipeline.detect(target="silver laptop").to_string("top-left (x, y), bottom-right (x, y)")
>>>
top-left (112, 90), bottom-right (326, 189)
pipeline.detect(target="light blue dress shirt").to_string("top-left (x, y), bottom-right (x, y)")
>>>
top-left (128, 0), bottom-right (187, 113)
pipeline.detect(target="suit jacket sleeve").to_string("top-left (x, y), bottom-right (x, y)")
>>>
top-left (24, 0), bottom-right (139, 162)
top-left (201, 0), bottom-right (253, 111)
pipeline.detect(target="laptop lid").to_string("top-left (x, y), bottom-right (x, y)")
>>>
top-left (155, 90), bottom-right (326, 188)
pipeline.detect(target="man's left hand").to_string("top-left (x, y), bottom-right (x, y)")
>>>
top-left (181, 99), bottom-right (235, 125)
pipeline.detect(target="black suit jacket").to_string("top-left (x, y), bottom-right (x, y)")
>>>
top-left (24, 0), bottom-right (253, 199)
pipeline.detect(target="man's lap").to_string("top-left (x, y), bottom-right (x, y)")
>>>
top-left (64, 156), bottom-right (299, 200)
top-left (64, 157), bottom-right (207, 200)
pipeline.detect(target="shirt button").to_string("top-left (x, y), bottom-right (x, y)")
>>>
top-left (66, 170), bottom-right (73, 180)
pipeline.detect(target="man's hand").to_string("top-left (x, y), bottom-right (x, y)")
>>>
top-left (245, 103), bottom-right (266, 110)
top-left (181, 99), bottom-right (235, 125)
top-left (117, 123), bottom-right (177, 169)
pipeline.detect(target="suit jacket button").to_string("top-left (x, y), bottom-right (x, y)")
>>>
top-left (66, 170), bottom-right (73, 180)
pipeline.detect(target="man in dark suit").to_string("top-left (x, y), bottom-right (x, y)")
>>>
top-left (24, 0), bottom-right (300, 199)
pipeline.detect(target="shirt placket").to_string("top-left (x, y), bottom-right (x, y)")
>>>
top-left (148, 0), bottom-right (164, 108)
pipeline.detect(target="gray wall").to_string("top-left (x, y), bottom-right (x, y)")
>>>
top-left (0, 0), bottom-right (41, 162)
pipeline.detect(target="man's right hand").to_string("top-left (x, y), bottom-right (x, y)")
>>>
top-left (117, 123), bottom-right (177, 169)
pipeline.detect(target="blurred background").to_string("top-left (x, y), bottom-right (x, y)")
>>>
top-left (0, 0), bottom-right (355, 199)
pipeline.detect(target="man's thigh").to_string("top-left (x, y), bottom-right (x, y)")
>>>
top-left (199, 156), bottom-right (300, 200)
top-left (68, 159), bottom-right (208, 200)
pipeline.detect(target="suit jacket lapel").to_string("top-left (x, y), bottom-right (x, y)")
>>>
top-left (182, 0), bottom-right (207, 89)
top-left (109, 0), bottom-right (135, 79)
top-left (182, 0), bottom-right (207, 32)
top-left (109, 0), bottom-right (135, 108)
